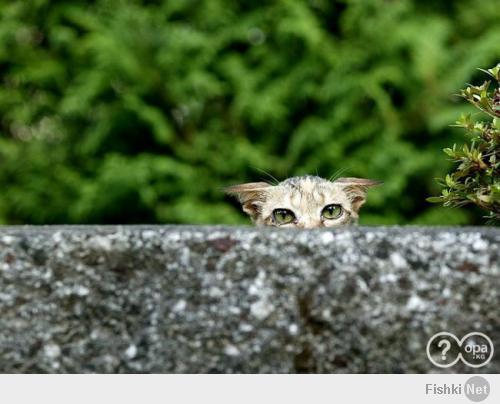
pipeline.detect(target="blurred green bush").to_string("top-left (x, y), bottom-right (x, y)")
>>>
top-left (0, 0), bottom-right (499, 225)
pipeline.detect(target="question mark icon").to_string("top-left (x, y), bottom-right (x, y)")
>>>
top-left (427, 332), bottom-right (461, 368)
top-left (438, 339), bottom-right (451, 361)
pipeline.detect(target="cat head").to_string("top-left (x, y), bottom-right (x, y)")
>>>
top-left (225, 175), bottom-right (381, 228)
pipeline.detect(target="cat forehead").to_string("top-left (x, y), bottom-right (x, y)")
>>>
top-left (265, 176), bottom-right (347, 207)
top-left (280, 175), bottom-right (329, 191)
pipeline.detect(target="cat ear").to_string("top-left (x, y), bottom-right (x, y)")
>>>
top-left (334, 177), bottom-right (382, 213)
top-left (224, 182), bottom-right (272, 220)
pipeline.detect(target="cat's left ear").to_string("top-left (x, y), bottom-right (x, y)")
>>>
top-left (224, 182), bottom-right (272, 221)
top-left (334, 177), bottom-right (382, 213)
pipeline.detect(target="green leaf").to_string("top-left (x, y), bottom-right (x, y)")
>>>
top-left (426, 196), bottom-right (444, 203)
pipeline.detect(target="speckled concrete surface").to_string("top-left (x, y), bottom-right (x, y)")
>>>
top-left (0, 225), bottom-right (498, 373)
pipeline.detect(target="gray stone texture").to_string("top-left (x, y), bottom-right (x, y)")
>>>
top-left (0, 225), bottom-right (498, 373)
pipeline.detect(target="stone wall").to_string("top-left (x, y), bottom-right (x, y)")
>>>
top-left (0, 225), bottom-right (498, 373)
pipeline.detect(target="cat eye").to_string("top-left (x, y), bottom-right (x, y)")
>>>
top-left (272, 208), bottom-right (296, 225)
top-left (322, 204), bottom-right (343, 220)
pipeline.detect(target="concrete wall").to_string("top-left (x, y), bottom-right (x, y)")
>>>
top-left (0, 225), bottom-right (498, 373)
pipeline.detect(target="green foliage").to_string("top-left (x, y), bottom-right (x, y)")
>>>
top-left (428, 64), bottom-right (500, 222)
top-left (1, 0), bottom-right (500, 225)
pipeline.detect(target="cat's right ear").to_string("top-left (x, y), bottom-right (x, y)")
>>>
top-left (334, 177), bottom-right (382, 213)
top-left (224, 182), bottom-right (272, 221)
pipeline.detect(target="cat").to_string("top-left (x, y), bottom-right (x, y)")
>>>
top-left (225, 175), bottom-right (381, 228)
